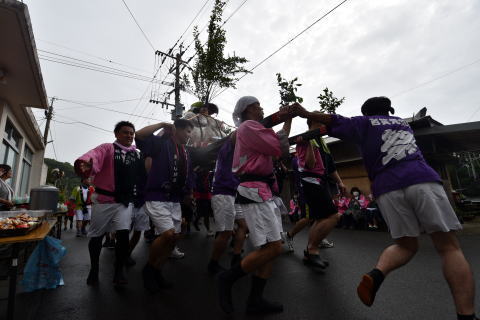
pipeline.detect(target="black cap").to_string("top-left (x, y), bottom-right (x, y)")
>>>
top-left (361, 96), bottom-right (395, 116)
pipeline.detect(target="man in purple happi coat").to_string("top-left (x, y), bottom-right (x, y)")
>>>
top-left (293, 97), bottom-right (476, 320)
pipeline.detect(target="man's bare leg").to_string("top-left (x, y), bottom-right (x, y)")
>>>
top-left (231, 219), bottom-right (248, 266)
top-left (357, 237), bottom-right (418, 307)
top-left (430, 231), bottom-right (475, 316)
top-left (288, 218), bottom-right (310, 238)
top-left (241, 241), bottom-right (283, 273)
top-left (307, 214), bottom-right (339, 255)
top-left (208, 230), bottom-right (232, 273)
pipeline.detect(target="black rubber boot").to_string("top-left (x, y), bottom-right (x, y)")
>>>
top-left (142, 264), bottom-right (159, 293)
top-left (87, 236), bottom-right (103, 285)
top-left (246, 298), bottom-right (284, 314)
top-left (217, 265), bottom-right (247, 314)
top-left (231, 254), bottom-right (242, 268)
top-left (246, 276), bottom-right (283, 314)
top-left (86, 268), bottom-right (99, 286)
top-left (208, 260), bottom-right (226, 275)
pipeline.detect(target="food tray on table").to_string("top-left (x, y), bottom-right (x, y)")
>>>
top-left (0, 210), bottom-right (51, 237)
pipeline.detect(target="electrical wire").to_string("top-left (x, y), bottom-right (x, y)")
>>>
top-left (222, 0), bottom-right (248, 26)
top-left (38, 38), bottom-right (151, 74)
top-left (467, 106), bottom-right (480, 122)
top-left (38, 49), bottom-right (160, 81)
top-left (38, 51), bottom-right (173, 85)
top-left (55, 98), bottom-right (164, 121)
top-left (171, 0), bottom-right (212, 52)
top-left (212, 0), bottom-right (350, 100)
top-left (50, 97), bottom-right (142, 106)
top-left (121, 0), bottom-right (156, 51)
top-left (39, 56), bottom-right (173, 85)
top-left (53, 116), bottom-right (112, 134)
top-left (391, 56), bottom-right (480, 98)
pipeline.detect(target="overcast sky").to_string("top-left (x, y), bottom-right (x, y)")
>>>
top-left (24, 0), bottom-right (480, 164)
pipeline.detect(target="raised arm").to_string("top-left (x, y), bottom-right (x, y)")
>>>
top-left (74, 143), bottom-right (110, 178)
top-left (135, 122), bottom-right (175, 140)
top-left (292, 103), bottom-right (334, 125)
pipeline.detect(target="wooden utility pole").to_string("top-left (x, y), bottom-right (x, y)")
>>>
top-left (171, 45), bottom-right (185, 120)
top-left (43, 97), bottom-right (55, 145)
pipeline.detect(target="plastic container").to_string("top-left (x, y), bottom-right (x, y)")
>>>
top-left (29, 185), bottom-right (59, 214)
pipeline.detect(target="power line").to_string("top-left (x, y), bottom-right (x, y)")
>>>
top-left (38, 49), bottom-right (161, 81)
top-left (392, 56), bottom-right (480, 98)
top-left (38, 49), bottom-right (173, 84)
top-left (222, 0), bottom-right (248, 26)
top-left (55, 98), bottom-right (164, 121)
top-left (121, 0), bottom-right (156, 51)
top-left (212, 0), bottom-right (350, 100)
top-left (38, 38), bottom-right (151, 74)
top-left (171, 0), bottom-right (211, 52)
top-left (39, 56), bottom-right (173, 85)
top-left (468, 106), bottom-right (480, 122)
top-left (53, 116), bottom-right (112, 134)
top-left (50, 97), bottom-right (142, 106)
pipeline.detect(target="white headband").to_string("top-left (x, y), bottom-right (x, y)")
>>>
top-left (232, 96), bottom-right (260, 127)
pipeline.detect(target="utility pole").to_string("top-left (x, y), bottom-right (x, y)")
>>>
top-left (43, 97), bottom-right (55, 146)
top-left (171, 45), bottom-right (185, 121)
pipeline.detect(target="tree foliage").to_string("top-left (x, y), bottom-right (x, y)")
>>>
top-left (317, 87), bottom-right (345, 114)
top-left (190, 0), bottom-right (250, 103)
top-left (276, 73), bottom-right (303, 106)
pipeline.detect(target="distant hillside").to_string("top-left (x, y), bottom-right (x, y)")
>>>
top-left (44, 158), bottom-right (80, 201)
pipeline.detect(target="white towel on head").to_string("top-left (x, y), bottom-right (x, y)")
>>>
top-left (232, 96), bottom-right (259, 127)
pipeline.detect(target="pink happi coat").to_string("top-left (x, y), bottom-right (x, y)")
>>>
top-left (232, 120), bottom-right (282, 202)
top-left (74, 141), bottom-right (137, 204)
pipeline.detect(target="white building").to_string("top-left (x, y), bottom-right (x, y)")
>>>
top-left (0, 0), bottom-right (48, 197)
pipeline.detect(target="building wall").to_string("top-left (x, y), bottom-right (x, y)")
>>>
top-left (0, 101), bottom-right (45, 197)
top-left (336, 161), bottom-right (372, 195)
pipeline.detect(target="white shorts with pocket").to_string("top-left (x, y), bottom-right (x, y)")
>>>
top-left (376, 182), bottom-right (462, 239)
top-left (212, 195), bottom-right (245, 232)
top-left (88, 203), bottom-right (133, 237)
top-left (145, 201), bottom-right (181, 235)
top-left (240, 200), bottom-right (283, 247)
top-left (132, 205), bottom-right (150, 231)
top-left (75, 205), bottom-right (92, 221)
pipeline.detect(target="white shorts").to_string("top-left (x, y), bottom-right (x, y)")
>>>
top-left (377, 182), bottom-right (462, 239)
top-left (145, 201), bottom-right (182, 235)
top-left (88, 203), bottom-right (133, 237)
top-left (212, 195), bottom-right (245, 232)
top-left (240, 200), bottom-right (283, 248)
top-left (131, 205), bottom-right (150, 231)
top-left (272, 196), bottom-right (288, 216)
top-left (75, 206), bottom-right (91, 221)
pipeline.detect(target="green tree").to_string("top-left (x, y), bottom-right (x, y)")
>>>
top-left (276, 73), bottom-right (303, 106)
top-left (317, 87), bottom-right (345, 114)
top-left (190, 0), bottom-right (250, 103)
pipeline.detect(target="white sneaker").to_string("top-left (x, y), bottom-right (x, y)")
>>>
top-left (284, 233), bottom-right (294, 252)
top-left (320, 239), bottom-right (334, 248)
top-left (169, 246), bottom-right (185, 259)
top-left (207, 230), bottom-right (215, 237)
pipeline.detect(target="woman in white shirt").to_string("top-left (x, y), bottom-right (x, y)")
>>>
top-left (0, 164), bottom-right (14, 211)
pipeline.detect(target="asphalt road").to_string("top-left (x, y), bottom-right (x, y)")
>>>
top-left (4, 223), bottom-right (480, 320)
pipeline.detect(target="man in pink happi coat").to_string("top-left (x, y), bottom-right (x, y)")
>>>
top-left (75, 121), bottom-right (142, 286)
top-left (217, 96), bottom-right (293, 315)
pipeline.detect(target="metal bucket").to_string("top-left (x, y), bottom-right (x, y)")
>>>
top-left (29, 185), bottom-right (59, 213)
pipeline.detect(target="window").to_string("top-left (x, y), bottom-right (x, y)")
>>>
top-left (19, 146), bottom-right (33, 197)
top-left (0, 120), bottom-right (21, 189)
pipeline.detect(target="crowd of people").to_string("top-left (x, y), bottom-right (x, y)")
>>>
top-left (71, 96), bottom-right (477, 319)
